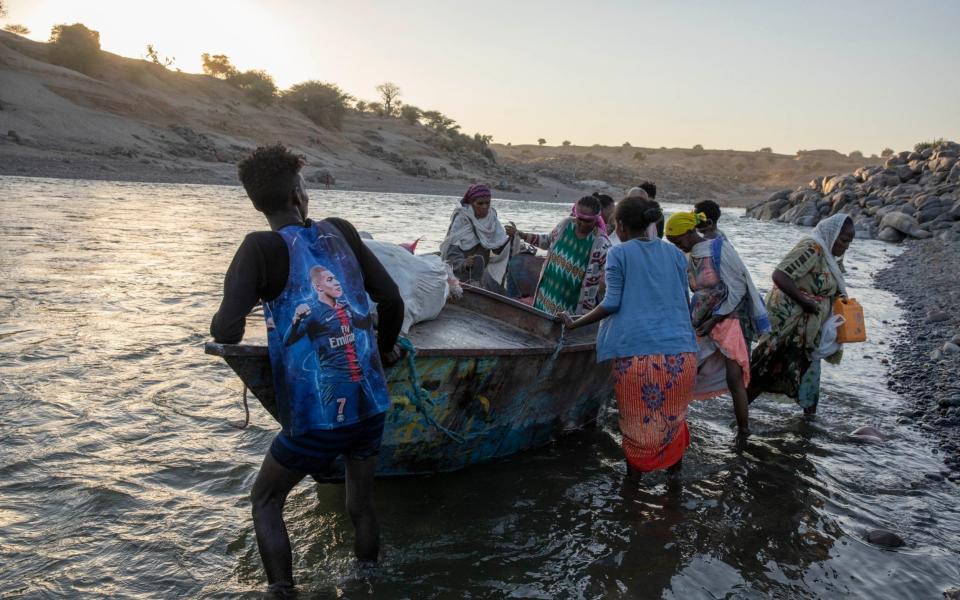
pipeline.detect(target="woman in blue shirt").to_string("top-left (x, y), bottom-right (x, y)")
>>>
top-left (561, 193), bottom-right (698, 475)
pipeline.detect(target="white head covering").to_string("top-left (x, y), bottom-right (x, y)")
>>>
top-left (623, 187), bottom-right (658, 240)
top-left (806, 213), bottom-right (852, 296)
top-left (439, 203), bottom-right (508, 258)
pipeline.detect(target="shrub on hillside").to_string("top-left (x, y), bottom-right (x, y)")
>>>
top-left (849, 150), bottom-right (863, 159)
top-left (229, 70), bottom-right (277, 107)
top-left (201, 53), bottom-right (237, 79)
top-left (48, 23), bottom-right (101, 74)
top-left (4, 24), bottom-right (30, 35)
top-left (283, 81), bottom-right (353, 129)
top-left (881, 148), bottom-right (894, 157)
top-left (914, 139), bottom-right (945, 152)
top-left (400, 104), bottom-right (421, 125)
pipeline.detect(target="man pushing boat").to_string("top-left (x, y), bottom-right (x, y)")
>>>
top-left (210, 144), bottom-right (404, 595)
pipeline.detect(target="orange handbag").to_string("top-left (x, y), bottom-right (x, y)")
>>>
top-left (833, 297), bottom-right (866, 343)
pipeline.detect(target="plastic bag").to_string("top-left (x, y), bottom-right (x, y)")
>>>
top-left (363, 239), bottom-right (452, 333)
top-left (810, 314), bottom-right (845, 361)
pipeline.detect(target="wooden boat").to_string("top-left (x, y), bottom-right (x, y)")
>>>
top-left (206, 264), bottom-right (613, 478)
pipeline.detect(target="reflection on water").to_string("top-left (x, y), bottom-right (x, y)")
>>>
top-left (0, 176), bottom-right (957, 598)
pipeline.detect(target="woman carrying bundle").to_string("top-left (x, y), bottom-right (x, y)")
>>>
top-left (560, 193), bottom-right (698, 476)
top-left (665, 211), bottom-right (770, 437)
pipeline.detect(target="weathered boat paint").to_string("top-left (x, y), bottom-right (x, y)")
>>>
top-left (206, 284), bottom-right (613, 477)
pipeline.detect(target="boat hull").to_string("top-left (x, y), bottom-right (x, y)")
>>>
top-left (207, 285), bottom-right (613, 477)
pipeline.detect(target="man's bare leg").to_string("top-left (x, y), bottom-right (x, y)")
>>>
top-left (251, 451), bottom-right (306, 593)
top-left (345, 455), bottom-right (380, 562)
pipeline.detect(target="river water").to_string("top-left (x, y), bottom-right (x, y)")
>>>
top-left (0, 176), bottom-right (957, 599)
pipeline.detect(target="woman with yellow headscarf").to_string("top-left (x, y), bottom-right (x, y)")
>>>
top-left (666, 211), bottom-right (770, 438)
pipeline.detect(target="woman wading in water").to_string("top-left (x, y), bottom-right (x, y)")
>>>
top-left (561, 193), bottom-right (698, 475)
top-left (748, 213), bottom-right (856, 414)
top-left (665, 211), bottom-right (770, 437)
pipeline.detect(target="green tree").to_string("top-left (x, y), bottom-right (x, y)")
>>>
top-left (144, 44), bottom-right (174, 68)
top-left (692, 143), bottom-right (704, 151)
top-left (375, 81), bottom-right (401, 116)
top-left (759, 147), bottom-right (772, 153)
top-left (229, 70), bottom-right (277, 106)
top-left (368, 101), bottom-right (385, 116)
top-left (848, 150), bottom-right (863, 159)
top-left (201, 53), bottom-right (237, 79)
top-left (0, 1), bottom-right (6, 17)
top-left (880, 148), bottom-right (894, 157)
top-left (354, 100), bottom-right (368, 114)
top-left (400, 104), bottom-right (421, 125)
top-left (538, 138), bottom-right (546, 146)
top-left (422, 110), bottom-right (457, 133)
top-left (4, 24), bottom-right (30, 35)
top-left (283, 81), bottom-right (353, 129)
top-left (622, 141), bottom-right (631, 147)
top-left (562, 140), bottom-right (571, 147)
top-left (49, 23), bottom-right (101, 74)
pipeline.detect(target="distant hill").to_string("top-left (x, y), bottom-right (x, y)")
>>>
top-left (0, 30), bottom-right (549, 198)
top-left (495, 144), bottom-right (880, 205)
top-left (0, 30), bottom-right (879, 205)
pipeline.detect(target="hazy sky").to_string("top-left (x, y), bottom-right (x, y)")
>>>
top-left (4, 0), bottom-right (959, 154)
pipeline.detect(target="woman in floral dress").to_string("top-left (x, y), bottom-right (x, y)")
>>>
top-left (748, 214), bottom-right (856, 414)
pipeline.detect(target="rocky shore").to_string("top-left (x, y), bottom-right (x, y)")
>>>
top-left (746, 140), bottom-right (960, 243)
top-left (876, 240), bottom-right (960, 483)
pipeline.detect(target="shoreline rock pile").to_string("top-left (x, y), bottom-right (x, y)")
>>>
top-left (747, 140), bottom-right (960, 243)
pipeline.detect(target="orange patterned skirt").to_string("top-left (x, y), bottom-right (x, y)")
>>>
top-left (613, 352), bottom-right (697, 472)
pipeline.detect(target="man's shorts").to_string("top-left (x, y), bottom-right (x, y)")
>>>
top-left (270, 412), bottom-right (386, 475)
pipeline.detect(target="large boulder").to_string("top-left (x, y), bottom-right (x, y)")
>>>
top-left (822, 174), bottom-right (857, 195)
top-left (865, 171), bottom-right (899, 192)
top-left (880, 212), bottom-right (932, 238)
top-left (917, 202), bottom-right (945, 224)
top-left (930, 156), bottom-right (958, 173)
top-left (896, 164), bottom-right (916, 182)
top-left (877, 226), bottom-right (906, 242)
top-left (766, 188), bottom-right (792, 203)
top-left (752, 198), bottom-right (790, 220)
top-left (780, 199), bottom-right (819, 225)
top-left (950, 199), bottom-right (960, 220)
top-left (885, 154), bottom-right (907, 168)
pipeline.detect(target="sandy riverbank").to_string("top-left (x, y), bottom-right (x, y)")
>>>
top-left (876, 239), bottom-right (960, 482)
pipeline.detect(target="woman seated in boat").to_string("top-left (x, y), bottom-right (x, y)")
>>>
top-left (748, 214), bottom-right (856, 415)
top-left (560, 195), bottom-right (698, 476)
top-left (509, 195), bottom-right (612, 316)
top-left (439, 184), bottom-right (514, 283)
top-left (665, 211), bottom-right (770, 438)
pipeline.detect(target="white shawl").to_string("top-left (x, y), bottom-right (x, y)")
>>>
top-left (439, 205), bottom-right (508, 258)
top-left (805, 213), bottom-right (850, 297)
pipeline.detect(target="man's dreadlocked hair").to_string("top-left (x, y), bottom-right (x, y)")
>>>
top-left (237, 144), bottom-right (303, 213)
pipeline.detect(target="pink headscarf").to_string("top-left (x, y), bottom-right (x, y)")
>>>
top-left (461, 184), bottom-right (491, 205)
top-left (571, 203), bottom-right (607, 234)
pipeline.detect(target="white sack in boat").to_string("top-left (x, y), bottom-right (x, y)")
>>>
top-left (363, 239), bottom-right (454, 334)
